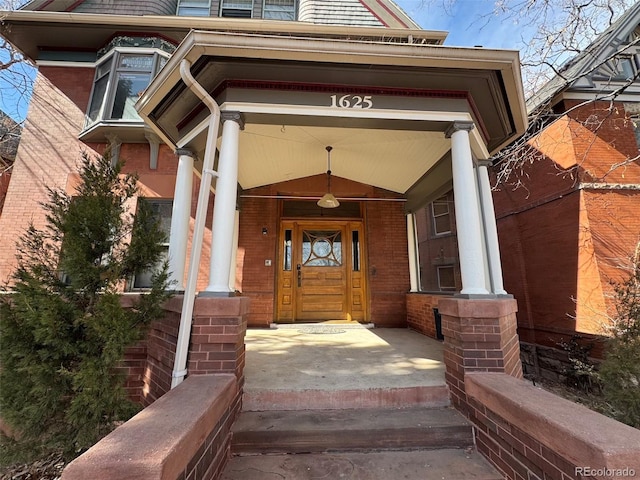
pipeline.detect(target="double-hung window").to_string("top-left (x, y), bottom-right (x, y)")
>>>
top-left (177, 0), bottom-right (211, 16)
top-left (263, 0), bottom-right (296, 20)
top-left (431, 195), bottom-right (452, 236)
top-left (132, 199), bottom-right (172, 289)
top-left (85, 49), bottom-right (169, 127)
top-left (220, 0), bottom-right (253, 18)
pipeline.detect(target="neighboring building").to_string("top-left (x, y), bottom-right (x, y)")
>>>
top-left (0, 111), bottom-right (21, 216)
top-left (0, 0), bottom-right (526, 329)
top-left (489, 4), bottom-right (640, 363)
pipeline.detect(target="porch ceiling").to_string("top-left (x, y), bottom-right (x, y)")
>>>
top-left (134, 28), bottom-right (527, 201)
top-left (237, 124), bottom-right (447, 193)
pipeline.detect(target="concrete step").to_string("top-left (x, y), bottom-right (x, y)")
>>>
top-left (221, 448), bottom-right (503, 480)
top-left (242, 384), bottom-right (450, 411)
top-left (231, 407), bottom-right (473, 454)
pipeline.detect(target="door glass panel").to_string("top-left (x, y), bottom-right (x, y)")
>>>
top-left (352, 230), bottom-right (360, 271)
top-left (302, 230), bottom-right (342, 266)
top-left (283, 229), bottom-right (292, 271)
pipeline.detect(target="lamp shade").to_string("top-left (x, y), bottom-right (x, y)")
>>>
top-left (317, 192), bottom-right (340, 208)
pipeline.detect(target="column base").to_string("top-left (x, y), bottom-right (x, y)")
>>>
top-left (198, 290), bottom-right (237, 298)
top-left (439, 297), bottom-right (523, 413)
top-left (454, 293), bottom-right (514, 299)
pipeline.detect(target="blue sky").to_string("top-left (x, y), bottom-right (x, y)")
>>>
top-left (0, 1), bottom-right (531, 123)
top-left (395, 0), bottom-right (531, 50)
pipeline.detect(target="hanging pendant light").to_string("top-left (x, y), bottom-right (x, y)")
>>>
top-left (318, 146), bottom-right (340, 208)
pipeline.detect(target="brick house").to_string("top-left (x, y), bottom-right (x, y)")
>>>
top-left (411, 4), bottom-right (640, 371)
top-left (0, 0), bottom-right (526, 384)
top-left (492, 4), bottom-right (640, 368)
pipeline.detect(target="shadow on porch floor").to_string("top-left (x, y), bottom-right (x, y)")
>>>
top-left (242, 326), bottom-right (448, 410)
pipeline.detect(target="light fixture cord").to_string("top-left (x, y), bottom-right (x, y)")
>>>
top-left (326, 146), bottom-right (333, 193)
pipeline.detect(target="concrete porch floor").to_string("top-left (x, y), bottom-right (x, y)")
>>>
top-left (242, 326), bottom-right (448, 410)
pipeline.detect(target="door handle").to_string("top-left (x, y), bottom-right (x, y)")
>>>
top-left (297, 264), bottom-right (301, 287)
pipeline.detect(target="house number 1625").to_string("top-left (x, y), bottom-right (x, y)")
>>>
top-left (329, 94), bottom-right (373, 109)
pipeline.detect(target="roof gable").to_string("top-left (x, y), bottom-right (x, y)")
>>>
top-left (528, 3), bottom-right (640, 113)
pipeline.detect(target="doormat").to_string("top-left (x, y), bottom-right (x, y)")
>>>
top-left (297, 326), bottom-right (347, 334)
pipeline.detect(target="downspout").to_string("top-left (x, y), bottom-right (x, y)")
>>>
top-left (171, 59), bottom-right (221, 389)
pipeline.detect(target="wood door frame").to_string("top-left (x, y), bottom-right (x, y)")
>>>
top-left (276, 218), bottom-right (368, 323)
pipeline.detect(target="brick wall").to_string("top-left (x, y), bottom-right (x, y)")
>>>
top-left (366, 187), bottom-right (410, 326)
top-left (61, 375), bottom-right (239, 480)
top-left (239, 176), bottom-right (409, 327)
top-left (440, 298), bottom-right (523, 414)
top-left (406, 292), bottom-right (448, 339)
top-left (492, 99), bottom-right (640, 350)
top-left (465, 373), bottom-right (640, 480)
top-left (0, 71), bottom-right (92, 282)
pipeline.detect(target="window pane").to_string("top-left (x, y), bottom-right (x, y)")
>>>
top-left (87, 75), bottom-right (108, 122)
top-left (221, 0), bottom-right (252, 17)
top-left (284, 229), bottom-right (292, 271)
top-left (133, 248), bottom-right (168, 289)
top-left (352, 230), bottom-right (360, 271)
top-left (302, 230), bottom-right (342, 267)
top-left (177, 0), bottom-right (210, 15)
top-left (110, 72), bottom-right (151, 120)
top-left (118, 54), bottom-right (154, 71)
top-left (437, 266), bottom-right (456, 291)
top-left (432, 202), bottom-right (448, 216)
top-left (263, 0), bottom-right (295, 20)
top-left (434, 215), bottom-right (450, 235)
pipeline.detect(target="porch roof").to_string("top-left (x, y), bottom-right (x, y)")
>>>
top-left (135, 28), bottom-right (526, 205)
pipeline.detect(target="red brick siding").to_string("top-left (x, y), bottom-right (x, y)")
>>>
top-left (406, 293), bottom-right (444, 339)
top-left (238, 177), bottom-right (409, 327)
top-left (0, 71), bottom-right (92, 282)
top-left (493, 100), bottom-right (640, 348)
top-left (366, 188), bottom-right (410, 326)
top-left (39, 66), bottom-right (95, 113)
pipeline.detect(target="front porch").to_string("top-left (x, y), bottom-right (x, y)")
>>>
top-left (242, 325), bottom-right (448, 411)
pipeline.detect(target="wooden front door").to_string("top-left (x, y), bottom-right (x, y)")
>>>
top-left (277, 220), bottom-right (367, 322)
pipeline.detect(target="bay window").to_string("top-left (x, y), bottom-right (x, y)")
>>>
top-left (85, 48), bottom-right (169, 128)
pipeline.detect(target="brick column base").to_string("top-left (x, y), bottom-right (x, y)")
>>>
top-left (439, 298), bottom-right (522, 413)
top-left (189, 296), bottom-right (250, 390)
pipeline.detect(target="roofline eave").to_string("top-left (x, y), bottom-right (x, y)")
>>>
top-left (136, 29), bottom-right (528, 144)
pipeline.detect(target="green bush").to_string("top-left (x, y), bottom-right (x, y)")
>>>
top-left (0, 151), bottom-right (171, 459)
top-left (599, 246), bottom-right (640, 429)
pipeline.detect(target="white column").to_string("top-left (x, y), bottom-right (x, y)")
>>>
top-left (446, 121), bottom-right (490, 296)
top-left (229, 209), bottom-right (240, 291)
top-left (477, 164), bottom-right (508, 295)
top-left (406, 213), bottom-right (420, 292)
top-left (204, 112), bottom-right (244, 295)
top-left (167, 149), bottom-right (195, 291)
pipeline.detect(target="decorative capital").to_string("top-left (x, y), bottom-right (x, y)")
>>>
top-left (444, 121), bottom-right (475, 139)
top-left (221, 111), bottom-right (245, 130)
top-left (476, 159), bottom-right (492, 168)
top-left (175, 148), bottom-right (197, 158)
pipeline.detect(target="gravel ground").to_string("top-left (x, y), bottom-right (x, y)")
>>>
top-left (0, 453), bottom-right (65, 480)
